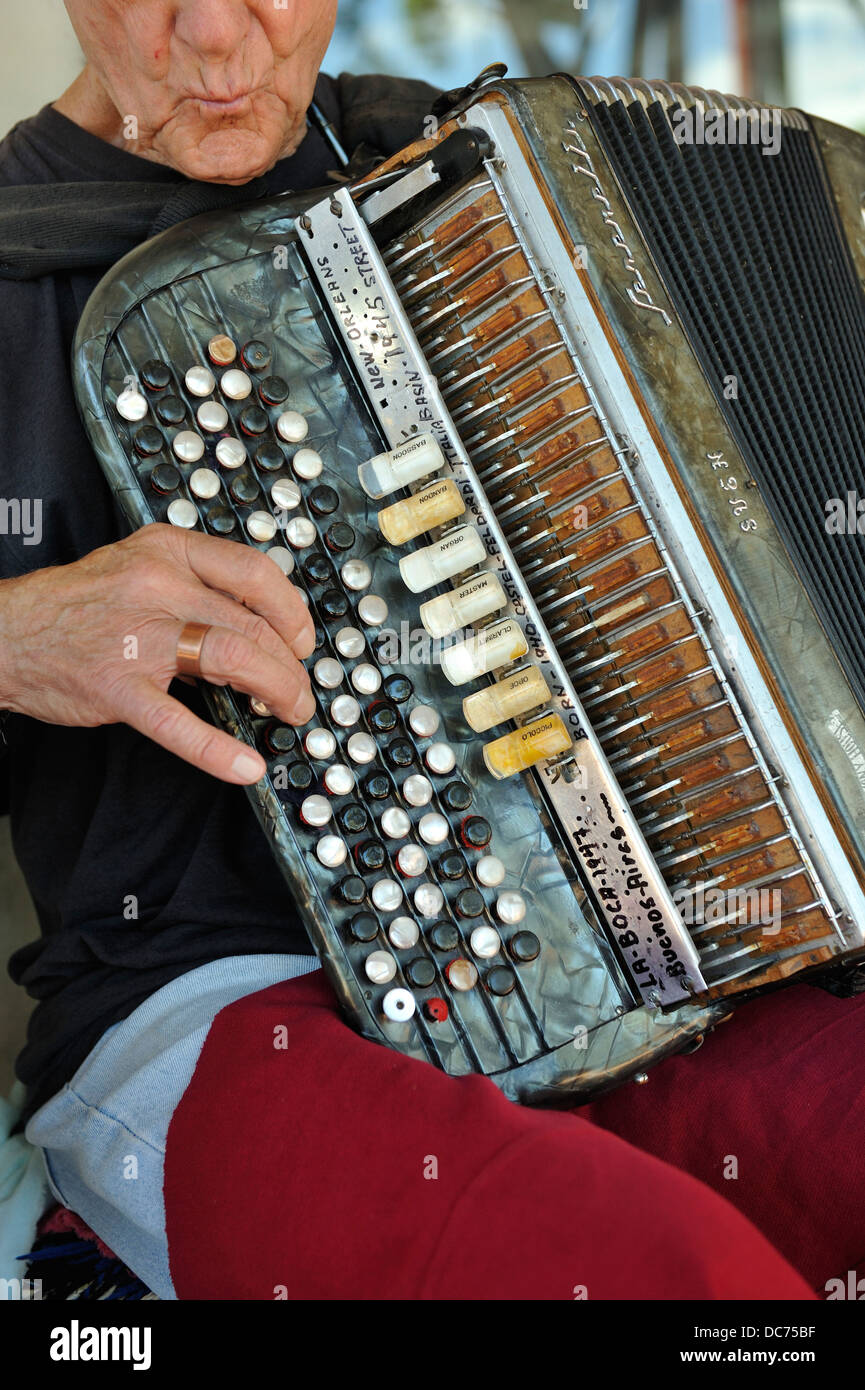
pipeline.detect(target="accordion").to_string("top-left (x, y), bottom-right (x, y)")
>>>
top-left (73, 71), bottom-right (865, 1104)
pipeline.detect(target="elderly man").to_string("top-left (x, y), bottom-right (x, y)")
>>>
top-left (0, 0), bottom-right (860, 1302)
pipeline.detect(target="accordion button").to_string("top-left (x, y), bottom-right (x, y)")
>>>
top-left (425, 742), bottom-right (456, 776)
top-left (399, 526), bottom-right (487, 594)
top-left (429, 921), bottom-right (459, 952)
top-left (221, 369), bottom-right (252, 400)
top-left (156, 395), bottom-right (186, 427)
top-left (207, 506), bottom-right (236, 536)
top-left (330, 694), bottom-right (361, 729)
top-left (440, 618), bottom-right (528, 688)
top-left (340, 875), bottom-right (366, 906)
top-left (285, 762), bottom-right (313, 793)
top-left (116, 387), bottom-right (148, 422)
top-left (470, 925), bottom-right (501, 960)
top-left (383, 674), bottom-right (413, 705)
top-left (369, 703), bottom-right (398, 735)
top-left (357, 594), bottom-right (388, 627)
top-left (366, 952), bottom-right (397, 988)
top-left (388, 915), bottom-right (420, 950)
top-left (377, 478), bottom-right (465, 546)
top-left (335, 626), bottom-right (365, 659)
top-left (414, 884), bottom-right (445, 919)
top-left (408, 704), bottom-right (439, 738)
top-left (347, 732), bottom-right (377, 765)
top-left (134, 426), bottom-right (164, 457)
top-left (265, 545), bottom-right (295, 575)
top-left (259, 375), bottom-right (289, 406)
top-left (396, 844), bottom-right (428, 878)
top-left (323, 763), bottom-right (355, 797)
top-left (460, 815), bottom-right (491, 849)
top-left (166, 498), bottom-right (198, 529)
top-left (509, 929), bottom-right (540, 963)
top-left (341, 558), bottom-right (372, 592)
top-left (276, 410), bottom-right (309, 443)
top-left (189, 467), bottom-right (220, 500)
top-left (249, 697), bottom-right (271, 717)
top-left (149, 462), bottom-right (180, 494)
top-left (196, 400), bottom-right (229, 433)
top-left (255, 443), bottom-right (285, 472)
top-left (486, 965), bottom-right (516, 997)
top-left (405, 957), bottom-right (437, 989)
top-left (438, 852), bottom-right (466, 882)
top-left (482, 714), bottom-right (571, 780)
top-left (308, 484), bottom-right (340, 517)
top-left (264, 724), bottom-right (296, 755)
top-left (247, 510), bottom-right (278, 543)
top-left (270, 478), bottom-right (301, 511)
top-left (172, 430), bottom-right (206, 463)
top-left (387, 738), bottom-right (414, 768)
top-left (230, 475), bottom-right (261, 507)
top-left (240, 340), bottom-right (271, 373)
top-left (381, 807), bottom-right (411, 840)
top-left (292, 447), bottom-right (323, 480)
top-left (300, 794), bottom-right (331, 828)
top-left (455, 889), bottom-right (485, 920)
top-left (476, 855), bottom-right (505, 888)
top-left (338, 803), bottom-right (369, 835)
top-left (356, 839), bottom-right (387, 873)
top-left (423, 996), bottom-right (449, 1023)
top-left (350, 912), bottom-right (379, 943)
top-left (304, 727), bottom-right (336, 760)
top-left (441, 780), bottom-right (472, 813)
top-left (320, 588), bottom-right (350, 621)
top-left (351, 662), bottom-right (382, 696)
top-left (382, 987), bottom-right (415, 1023)
top-left (207, 335), bottom-right (237, 367)
top-left (445, 958), bottom-right (479, 992)
top-left (419, 571), bottom-right (507, 640)
top-left (418, 812), bottom-right (449, 846)
top-left (215, 436), bottom-right (247, 469)
top-left (239, 406), bottom-right (269, 437)
top-left (498, 893), bottom-right (527, 928)
top-left (357, 434), bottom-right (445, 500)
top-left (302, 553), bottom-right (334, 587)
top-left (325, 522), bottom-right (356, 554)
top-left (313, 657), bottom-right (343, 690)
top-left (316, 834), bottom-right (347, 868)
top-left (363, 772), bottom-right (392, 800)
top-left (141, 359), bottom-right (172, 391)
top-left (402, 774), bottom-right (433, 808)
top-left (285, 517), bottom-right (317, 549)
top-left (185, 366), bottom-right (215, 398)
top-left (371, 879), bottom-right (403, 912)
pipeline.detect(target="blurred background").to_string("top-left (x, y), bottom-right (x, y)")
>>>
top-left (0, 0), bottom-right (863, 1089)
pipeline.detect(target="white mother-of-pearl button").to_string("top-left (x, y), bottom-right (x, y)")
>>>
top-left (418, 812), bottom-right (449, 845)
top-left (380, 807), bottom-right (411, 839)
top-left (446, 958), bottom-right (479, 992)
top-left (220, 368), bottom-right (252, 400)
top-left (276, 410), bottom-right (309, 443)
top-left (414, 883), bottom-right (444, 918)
top-left (266, 545), bottom-right (295, 575)
top-left (196, 400), bottom-right (229, 433)
top-left (300, 794), bottom-right (331, 827)
top-left (388, 916), bottom-right (419, 950)
top-left (470, 925), bottom-right (501, 959)
top-left (166, 498), bottom-right (198, 528)
top-left (365, 950), bottom-right (397, 984)
top-left (185, 366), bottom-right (216, 397)
top-left (408, 705), bottom-right (440, 738)
top-left (334, 627), bottom-right (365, 659)
top-left (324, 763), bottom-right (355, 796)
top-left (496, 890), bottom-right (527, 925)
top-left (476, 855), bottom-right (505, 888)
top-left (330, 694), bottom-right (361, 728)
top-left (341, 558), bottom-right (371, 592)
top-left (351, 662), bottom-right (382, 696)
top-left (188, 467), bottom-right (220, 499)
top-left (284, 516), bottom-right (317, 549)
top-left (424, 742), bottom-right (456, 775)
top-left (292, 447), bottom-right (323, 480)
top-left (357, 594), bottom-right (388, 627)
top-left (247, 510), bottom-right (278, 543)
top-left (313, 657), bottom-right (343, 689)
top-left (116, 387), bottom-right (148, 421)
top-left (271, 478), bottom-right (301, 511)
top-left (402, 774), bottom-right (433, 808)
top-left (371, 879), bottom-right (402, 912)
top-left (304, 727), bottom-right (336, 760)
top-left (396, 844), bottom-right (427, 877)
top-left (172, 430), bottom-right (205, 462)
top-left (215, 436), bottom-right (247, 469)
top-left (249, 697), bottom-right (271, 717)
top-left (347, 732), bottom-right (377, 764)
top-left (382, 987), bottom-right (415, 1022)
top-left (316, 834), bottom-right (347, 868)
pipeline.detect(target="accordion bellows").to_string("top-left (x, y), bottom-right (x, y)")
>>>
top-left (73, 74), bottom-right (865, 1103)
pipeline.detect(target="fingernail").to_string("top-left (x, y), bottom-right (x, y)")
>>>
top-left (232, 750), bottom-right (265, 782)
top-left (293, 690), bottom-right (316, 725)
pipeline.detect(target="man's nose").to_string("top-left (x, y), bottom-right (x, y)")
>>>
top-left (174, 0), bottom-right (253, 63)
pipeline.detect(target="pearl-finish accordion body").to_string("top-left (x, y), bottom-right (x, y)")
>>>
top-left (73, 73), bottom-right (865, 1102)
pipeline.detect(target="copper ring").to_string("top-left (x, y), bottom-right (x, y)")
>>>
top-left (176, 621), bottom-right (211, 678)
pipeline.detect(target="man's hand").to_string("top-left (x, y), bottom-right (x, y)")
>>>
top-left (0, 524), bottom-right (316, 784)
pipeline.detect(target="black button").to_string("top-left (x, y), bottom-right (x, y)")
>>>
top-left (340, 875), bottom-right (366, 906)
top-left (486, 965), bottom-right (516, 996)
top-left (206, 505), bottom-right (236, 535)
top-left (320, 588), bottom-right (349, 621)
top-left (324, 522), bottom-right (355, 553)
top-left (338, 802), bottom-right (369, 835)
top-left (259, 375), bottom-right (289, 406)
top-left (442, 780), bottom-right (473, 812)
top-left (406, 957), bottom-right (437, 988)
top-left (363, 772), bottom-right (392, 801)
top-left (150, 462), bottom-right (180, 494)
top-left (455, 888), bottom-right (485, 919)
top-left (438, 852), bottom-right (466, 881)
top-left (509, 930), bottom-right (540, 964)
top-left (387, 739), bottom-right (414, 768)
top-left (369, 703), bottom-right (398, 736)
top-left (239, 406), bottom-right (269, 437)
top-left (302, 553), bottom-right (333, 587)
top-left (134, 426), bottom-right (164, 457)
top-left (428, 921), bottom-right (459, 952)
top-left (461, 815), bottom-right (491, 849)
top-left (264, 724), bottom-right (296, 754)
top-left (308, 485), bottom-right (340, 517)
top-left (140, 359), bottom-right (172, 391)
top-left (229, 474), bottom-right (261, 505)
top-left (285, 761), bottom-right (313, 792)
top-left (349, 912), bottom-right (379, 943)
top-left (240, 340), bottom-right (271, 372)
top-left (384, 674), bottom-right (413, 704)
top-left (155, 395), bottom-right (186, 427)
top-left (355, 839), bottom-right (386, 873)
top-left (254, 443), bottom-right (285, 472)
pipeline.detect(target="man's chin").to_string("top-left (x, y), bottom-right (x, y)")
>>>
top-left (154, 121), bottom-right (301, 186)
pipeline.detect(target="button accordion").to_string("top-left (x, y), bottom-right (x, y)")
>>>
top-left (73, 72), bottom-right (865, 1103)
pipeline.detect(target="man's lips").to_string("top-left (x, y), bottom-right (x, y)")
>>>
top-left (193, 93), bottom-right (254, 114)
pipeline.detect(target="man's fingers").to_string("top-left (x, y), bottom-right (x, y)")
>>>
top-left (119, 680), bottom-right (268, 785)
top-left (181, 531), bottom-right (315, 658)
top-left (195, 623), bottom-right (316, 725)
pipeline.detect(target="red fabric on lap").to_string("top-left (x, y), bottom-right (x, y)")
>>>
top-left (163, 970), bottom-right (813, 1300)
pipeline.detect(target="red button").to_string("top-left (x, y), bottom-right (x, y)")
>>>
top-left (423, 997), bottom-right (449, 1023)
